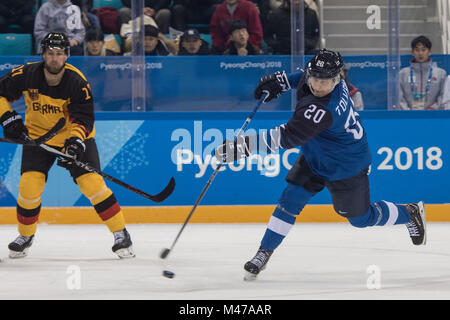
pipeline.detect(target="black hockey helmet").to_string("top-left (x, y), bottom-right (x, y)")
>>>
top-left (306, 49), bottom-right (343, 79)
top-left (40, 32), bottom-right (70, 55)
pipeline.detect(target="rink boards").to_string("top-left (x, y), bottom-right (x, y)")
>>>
top-left (0, 204), bottom-right (449, 224)
top-left (0, 110), bottom-right (449, 223)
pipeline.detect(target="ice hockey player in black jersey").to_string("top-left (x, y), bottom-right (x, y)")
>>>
top-left (214, 49), bottom-right (427, 281)
top-left (0, 33), bottom-right (135, 259)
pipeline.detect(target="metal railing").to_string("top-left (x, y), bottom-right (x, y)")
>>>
top-left (318, 0), bottom-right (325, 48)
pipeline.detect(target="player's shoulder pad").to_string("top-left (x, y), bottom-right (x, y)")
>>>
top-left (296, 94), bottom-right (330, 111)
top-left (10, 61), bottom-right (39, 77)
top-left (23, 61), bottom-right (42, 70)
top-left (64, 63), bottom-right (89, 85)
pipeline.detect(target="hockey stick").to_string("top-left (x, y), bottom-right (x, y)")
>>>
top-left (0, 117), bottom-right (66, 146)
top-left (38, 144), bottom-right (175, 203)
top-left (0, 118), bottom-right (175, 203)
top-left (160, 96), bottom-right (266, 260)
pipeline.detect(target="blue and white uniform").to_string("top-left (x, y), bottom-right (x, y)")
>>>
top-left (270, 71), bottom-right (370, 181)
top-left (259, 71), bottom-right (412, 252)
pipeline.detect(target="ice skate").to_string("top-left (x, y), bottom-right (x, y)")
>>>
top-left (112, 228), bottom-right (135, 259)
top-left (405, 201), bottom-right (427, 245)
top-left (244, 247), bottom-right (273, 281)
top-left (8, 235), bottom-right (34, 259)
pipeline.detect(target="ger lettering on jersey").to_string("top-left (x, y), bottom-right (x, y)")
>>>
top-left (0, 61), bottom-right (95, 147)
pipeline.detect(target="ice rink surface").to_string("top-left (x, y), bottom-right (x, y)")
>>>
top-left (0, 222), bottom-right (450, 300)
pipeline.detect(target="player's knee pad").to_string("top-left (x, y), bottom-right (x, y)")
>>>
top-left (76, 173), bottom-right (111, 205)
top-left (278, 183), bottom-right (314, 216)
top-left (18, 171), bottom-right (46, 208)
top-left (347, 209), bottom-right (373, 228)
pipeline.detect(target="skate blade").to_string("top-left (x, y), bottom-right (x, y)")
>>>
top-left (9, 249), bottom-right (29, 259)
top-left (418, 201), bottom-right (427, 245)
top-left (244, 271), bottom-right (258, 281)
top-left (114, 246), bottom-right (136, 259)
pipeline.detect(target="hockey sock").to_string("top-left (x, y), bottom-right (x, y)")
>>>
top-left (17, 171), bottom-right (46, 237)
top-left (348, 200), bottom-right (410, 228)
top-left (261, 183), bottom-right (313, 251)
top-left (77, 173), bottom-right (126, 233)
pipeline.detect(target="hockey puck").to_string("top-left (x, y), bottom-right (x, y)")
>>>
top-left (162, 270), bottom-right (175, 279)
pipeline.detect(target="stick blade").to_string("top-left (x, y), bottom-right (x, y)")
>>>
top-left (150, 177), bottom-right (175, 203)
top-left (160, 248), bottom-right (170, 259)
top-left (33, 118), bottom-right (66, 145)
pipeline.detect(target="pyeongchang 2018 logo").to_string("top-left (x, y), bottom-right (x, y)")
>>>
top-left (0, 63), bottom-right (21, 71)
top-left (171, 121), bottom-right (299, 178)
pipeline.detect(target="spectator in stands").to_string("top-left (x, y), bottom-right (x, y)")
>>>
top-left (177, 28), bottom-right (210, 55)
top-left (399, 36), bottom-right (447, 110)
top-left (224, 19), bottom-right (261, 55)
top-left (84, 28), bottom-right (120, 55)
top-left (123, 26), bottom-right (177, 55)
top-left (119, 0), bottom-right (171, 34)
top-left (0, 0), bottom-right (36, 34)
top-left (341, 64), bottom-right (364, 110)
top-left (264, 0), bottom-right (319, 55)
top-left (171, 0), bottom-right (221, 32)
top-left (34, 0), bottom-right (86, 55)
top-left (71, 0), bottom-right (101, 31)
top-left (121, 12), bottom-right (177, 55)
top-left (120, 8), bottom-right (158, 41)
top-left (210, 0), bottom-right (263, 54)
top-left (123, 25), bottom-right (172, 56)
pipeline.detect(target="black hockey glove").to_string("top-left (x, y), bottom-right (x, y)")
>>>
top-left (254, 71), bottom-right (291, 103)
top-left (63, 137), bottom-right (86, 160)
top-left (0, 110), bottom-right (28, 140)
top-left (214, 135), bottom-right (253, 163)
top-left (56, 158), bottom-right (74, 170)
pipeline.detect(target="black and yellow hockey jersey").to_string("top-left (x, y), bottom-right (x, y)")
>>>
top-left (0, 61), bottom-right (95, 147)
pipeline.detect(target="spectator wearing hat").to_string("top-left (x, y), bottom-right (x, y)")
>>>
top-left (143, 25), bottom-right (169, 56)
top-left (210, 0), bottom-right (263, 54)
top-left (84, 28), bottom-right (120, 56)
top-left (123, 25), bottom-right (177, 55)
top-left (178, 28), bottom-right (211, 55)
top-left (224, 19), bottom-right (262, 55)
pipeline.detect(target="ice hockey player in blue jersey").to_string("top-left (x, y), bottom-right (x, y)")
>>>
top-left (214, 49), bottom-right (427, 281)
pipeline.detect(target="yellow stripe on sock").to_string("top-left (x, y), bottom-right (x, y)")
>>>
top-left (103, 211), bottom-right (126, 233)
top-left (18, 223), bottom-right (37, 237)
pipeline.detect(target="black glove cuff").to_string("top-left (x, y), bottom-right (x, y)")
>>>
top-left (0, 111), bottom-right (21, 127)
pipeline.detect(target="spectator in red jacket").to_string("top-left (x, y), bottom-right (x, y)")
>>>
top-left (210, 0), bottom-right (263, 54)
